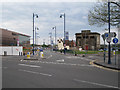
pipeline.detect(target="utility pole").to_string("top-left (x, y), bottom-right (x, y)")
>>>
top-left (60, 13), bottom-right (66, 54)
top-left (33, 13), bottom-right (38, 55)
top-left (52, 26), bottom-right (57, 46)
top-left (108, 1), bottom-right (111, 64)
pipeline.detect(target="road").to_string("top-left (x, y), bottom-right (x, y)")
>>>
top-left (2, 50), bottom-right (119, 88)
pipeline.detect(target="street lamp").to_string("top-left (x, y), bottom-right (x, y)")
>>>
top-left (52, 26), bottom-right (56, 46)
top-left (33, 13), bottom-right (38, 55)
top-left (35, 27), bottom-right (39, 45)
top-left (60, 13), bottom-right (66, 54)
top-left (107, 1), bottom-right (120, 64)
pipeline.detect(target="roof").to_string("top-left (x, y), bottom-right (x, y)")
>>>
top-left (75, 32), bottom-right (100, 35)
top-left (0, 28), bottom-right (31, 37)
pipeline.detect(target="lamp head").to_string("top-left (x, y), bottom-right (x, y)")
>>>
top-left (60, 15), bottom-right (62, 18)
top-left (36, 14), bottom-right (38, 18)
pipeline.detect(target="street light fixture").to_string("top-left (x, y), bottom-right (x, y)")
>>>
top-left (33, 13), bottom-right (38, 55)
top-left (52, 26), bottom-right (56, 46)
top-left (60, 13), bottom-right (66, 54)
top-left (107, 1), bottom-right (119, 64)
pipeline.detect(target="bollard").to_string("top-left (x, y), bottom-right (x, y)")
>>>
top-left (27, 52), bottom-right (30, 59)
top-left (40, 51), bottom-right (44, 58)
top-left (19, 52), bottom-right (20, 56)
top-left (21, 52), bottom-right (22, 56)
top-left (23, 52), bottom-right (25, 56)
top-left (4, 51), bottom-right (7, 56)
top-left (113, 50), bottom-right (115, 55)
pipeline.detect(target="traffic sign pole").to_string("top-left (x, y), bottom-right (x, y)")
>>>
top-left (108, 1), bottom-right (111, 64)
top-left (113, 38), bottom-right (118, 65)
top-left (115, 43), bottom-right (116, 65)
top-left (104, 40), bottom-right (106, 62)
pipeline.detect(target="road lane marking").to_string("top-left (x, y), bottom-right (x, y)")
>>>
top-left (0, 67), bottom-right (8, 69)
top-left (18, 64), bottom-right (40, 68)
top-left (56, 59), bottom-right (64, 62)
top-left (74, 79), bottom-right (119, 89)
top-left (47, 55), bottom-right (52, 59)
top-left (65, 56), bottom-right (92, 62)
top-left (20, 60), bottom-right (93, 67)
top-left (19, 69), bottom-right (52, 77)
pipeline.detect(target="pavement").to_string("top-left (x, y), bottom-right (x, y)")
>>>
top-left (2, 50), bottom-right (119, 88)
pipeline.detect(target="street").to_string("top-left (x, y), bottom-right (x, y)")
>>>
top-left (2, 50), bottom-right (119, 88)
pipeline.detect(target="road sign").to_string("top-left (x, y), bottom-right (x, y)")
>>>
top-left (108, 32), bottom-right (116, 37)
top-left (106, 37), bottom-right (111, 43)
top-left (102, 34), bottom-right (105, 41)
top-left (113, 38), bottom-right (118, 44)
top-left (104, 32), bottom-right (116, 38)
top-left (105, 33), bottom-right (108, 37)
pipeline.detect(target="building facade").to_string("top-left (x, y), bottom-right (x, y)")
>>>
top-left (75, 30), bottom-right (100, 50)
top-left (0, 28), bottom-right (30, 47)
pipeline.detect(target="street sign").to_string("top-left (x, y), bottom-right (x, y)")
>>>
top-left (108, 32), bottom-right (116, 37)
top-left (104, 32), bottom-right (116, 38)
top-left (113, 38), bottom-right (118, 44)
top-left (105, 33), bottom-right (108, 37)
top-left (106, 37), bottom-right (111, 43)
top-left (102, 34), bottom-right (105, 41)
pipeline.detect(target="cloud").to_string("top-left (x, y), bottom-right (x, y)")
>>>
top-left (82, 16), bottom-right (87, 19)
top-left (1, 2), bottom-right (110, 45)
top-left (1, 0), bottom-right (98, 2)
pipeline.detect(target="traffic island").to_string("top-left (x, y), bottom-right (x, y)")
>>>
top-left (23, 56), bottom-right (38, 60)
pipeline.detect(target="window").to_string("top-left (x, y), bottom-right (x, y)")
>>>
top-left (90, 36), bottom-right (94, 38)
top-left (12, 33), bottom-right (17, 36)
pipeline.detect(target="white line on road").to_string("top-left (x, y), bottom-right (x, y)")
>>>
top-left (20, 60), bottom-right (93, 67)
top-left (47, 55), bottom-right (52, 59)
top-left (18, 64), bottom-right (40, 68)
top-left (0, 67), bottom-right (8, 69)
top-left (56, 59), bottom-right (64, 62)
top-left (74, 79), bottom-right (119, 89)
top-left (19, 69), bottom-right (52, 77)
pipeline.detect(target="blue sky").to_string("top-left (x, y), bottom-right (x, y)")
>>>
top-left (0, 0), bottom-right (119, 45)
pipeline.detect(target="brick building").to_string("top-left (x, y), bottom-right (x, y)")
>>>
top-left (75, 30), bottom-right (100, 50)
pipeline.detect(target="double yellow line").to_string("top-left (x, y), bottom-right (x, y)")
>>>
top-left (90, 60), bottom-right (120, 72)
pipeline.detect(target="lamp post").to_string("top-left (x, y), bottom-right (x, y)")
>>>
top-left (52, 26), bottom-right (56, 46)
top-left (60, 13), bottom-right (66, 54)
top-left (33, 13), bottom-right (38, 55)
top-left (35, 27), bottom-right (39, 46)
top-left (107, 1), bottom-right (120, 64)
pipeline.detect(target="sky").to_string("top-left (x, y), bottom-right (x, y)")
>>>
top-left (0, 0), bottom-right (119, 45)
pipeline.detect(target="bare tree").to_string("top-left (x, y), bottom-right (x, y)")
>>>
top-left (88, 2), bottom-right (120, 27)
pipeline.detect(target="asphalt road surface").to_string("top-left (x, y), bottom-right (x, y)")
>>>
top-left (2, 50), bottom-right (119, 88)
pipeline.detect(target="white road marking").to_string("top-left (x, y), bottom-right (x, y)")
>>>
top-left (66, 56), bottom-right (80, 59)
top-left (47, 55), bottom-right (52, 59)
top-left (20, 60), bottom-right (93, 67)
top-left (0, 67), bottom-right (8, 69)
top-left (56, 59), bottom-right (64, 62)
top-left (18, 64), bottom-right (40, 68)
top-left (65, 56), bottom-right (92, 62)
top-left (19, 69), bottom-right (52, 77)
top-left (74, 79), bottom-right (119, 89)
